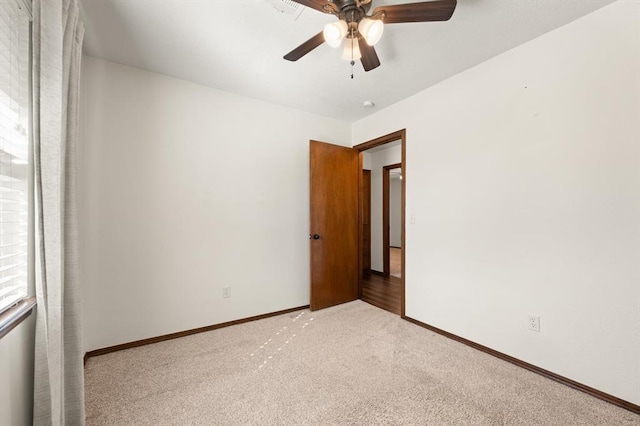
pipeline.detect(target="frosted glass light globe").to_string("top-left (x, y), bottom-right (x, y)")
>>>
top-left (323, 20), bottom-right (348, 48)
top-left (358, 18), bottom-right (384, 46)
top-left (341, 38), bottom-right (362, 61)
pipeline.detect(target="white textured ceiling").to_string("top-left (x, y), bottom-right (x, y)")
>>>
top-left (79, 0), bottom-right (616, 122)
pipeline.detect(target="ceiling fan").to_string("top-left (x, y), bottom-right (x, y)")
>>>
top-left (284, 0), bottom-right (457, 72)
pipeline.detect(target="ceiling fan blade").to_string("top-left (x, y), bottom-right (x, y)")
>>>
top-left (358, 38), bottom-right (381, 72)
top-left (284, 32), bottom-right (325, 61)
top-left (374, 0), bottom-right (457, 24)
top-left (289, 0), bottom-right (335, 14)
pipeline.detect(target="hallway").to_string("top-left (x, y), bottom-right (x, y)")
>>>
top-left (390, 247), bottom-right (401, 278)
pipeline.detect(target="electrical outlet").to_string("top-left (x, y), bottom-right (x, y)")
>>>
top-left (528, 315), bottom-right (540, 332)
top-left (223, 286), bottom-right (231, 299)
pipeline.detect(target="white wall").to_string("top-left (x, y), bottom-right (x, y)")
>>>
top-left (362, 151), bottom-right (371, 170)
top-left (0, 316), bottom-right (35, 426)
top-left (390, 177), bottom-right (402, 248)
top-left (352, 0), bottom-right (640, 406)
top-left (79, 57), bottom-right (351, 352)
top-left (367, 145), bottom-right (402, 272)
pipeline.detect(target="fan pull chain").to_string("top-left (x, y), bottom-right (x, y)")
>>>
top-left (350, 37), bottom-right (355, 79)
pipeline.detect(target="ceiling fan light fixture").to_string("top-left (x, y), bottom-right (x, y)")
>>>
top-left (323, 20), bottom-right (348, 48)
top-left (283, 0), bottom-right (458, 72)
top-left (341, 37), bottom-right (362, 61)
top-left (358, 17), bottom-right (384, 46)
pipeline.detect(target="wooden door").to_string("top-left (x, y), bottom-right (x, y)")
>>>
top-left (310, 140), bottom-right (359, 311)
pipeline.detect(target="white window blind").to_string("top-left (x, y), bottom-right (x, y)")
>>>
top-left (0, 0), bottom-right (29, 314)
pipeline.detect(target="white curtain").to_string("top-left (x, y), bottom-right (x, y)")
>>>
top-left (32, 0), bottom-right (85, 424)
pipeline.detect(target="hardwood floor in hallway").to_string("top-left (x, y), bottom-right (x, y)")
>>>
top-left (360, 273), bottom-right (402, 315)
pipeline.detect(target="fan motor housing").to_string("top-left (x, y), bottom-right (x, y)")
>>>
top-left (333, 0), bottom-right (371, 16)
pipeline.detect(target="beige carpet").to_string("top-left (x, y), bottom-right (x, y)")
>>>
top-left (85, 301), bottom-right (639, 425)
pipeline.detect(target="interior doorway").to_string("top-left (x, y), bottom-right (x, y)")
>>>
top-left (354, 130), bottom-right (406, 317)
top-left (384, 163), bottom-right (402, 279)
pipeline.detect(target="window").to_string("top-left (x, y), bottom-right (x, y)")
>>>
top-left (0, 0), bottom-right (30, 315)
